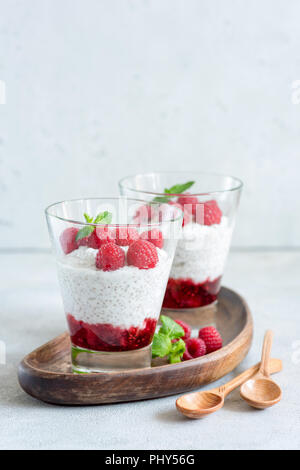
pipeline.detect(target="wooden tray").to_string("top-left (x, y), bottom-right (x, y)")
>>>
top-left (18, 287), bottom-right (253, 405)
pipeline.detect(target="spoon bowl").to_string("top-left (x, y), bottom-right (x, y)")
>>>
top-left (240, 330), bottom-right (282, 410)
top-left (176, 391), bottom-right (223, 418)
top-left (176, 358), bottom-right (282, 419)
top-left (240, 377), bottom-right (282, 409)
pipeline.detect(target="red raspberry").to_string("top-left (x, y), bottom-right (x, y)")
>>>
top-left (60, 227), bottom-right (79, 254)
top-left (185, 338), bottom-right (207, 358)
top-left (198, 326), bottom-right (223, 353)
top-left (95, 226), bottom-right (115, 246)
top-left (140, 229), bottom-right (164, 249)
top-left (134, 204), bottom-right (156, 223)
top-left (177, 193), bottom-right (199, 216)
top-left (95, 242), bottom-right (125, 271)
top-left (127, 239), bottom-right (158, 269)
top-left (113, 227), bottom-right (139, 246)
top-left (203, 200), bottom-right (222, 226)
top-left (77, 229), bottom-right (101, 249)
top-left (182, 349), bottom-right (193, 361)
top-left (174, 319), bottom-right (191, 341)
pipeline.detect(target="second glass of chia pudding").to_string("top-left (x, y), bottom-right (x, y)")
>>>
top-left (119, 172), bottom-right (242, 312)
top-left (45, 197), bottom-right (182, 373)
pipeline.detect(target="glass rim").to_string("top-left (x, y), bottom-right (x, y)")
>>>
top-left (119, 171), bottom-right (243, 196)
top-left (44, 196), bottom-right (183, 227)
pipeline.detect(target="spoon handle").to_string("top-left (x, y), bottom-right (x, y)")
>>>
top-left (259, 330), bottom-right (273, 377)
top-left (210, 358), bottom-right (282, 398)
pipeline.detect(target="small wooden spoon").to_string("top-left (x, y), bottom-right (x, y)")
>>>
top-left (240, 330), bottom-right (282, 409)
top-left (176, 358), bottom-right (282, 419)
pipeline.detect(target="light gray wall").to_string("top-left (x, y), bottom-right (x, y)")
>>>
top-left (0, 0), bottom-right (299, 249)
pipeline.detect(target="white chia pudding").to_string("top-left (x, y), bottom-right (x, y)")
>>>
top-left (57, 246), bottom-right (171, 328)
top-left (170, 216), bottom-right (233, 284)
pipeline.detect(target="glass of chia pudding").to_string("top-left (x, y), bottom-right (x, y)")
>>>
top-left (45, 197), bottom-right (182, 373)
top-left (119, 173), bottom-right (242, 317)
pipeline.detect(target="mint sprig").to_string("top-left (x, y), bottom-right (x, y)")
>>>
top-left (83, 213), bottom-right (94, 224)
top-left (76, 211), bottom-right (112, 241)
top-left (169, 339), bottom-right (186, 364)
top-left (152, 315), bottom-right (186, 363)
top-left (152, 332), bottom-right (172, 358)
top-left (94, 211), bottom-right (112, 224)
top-left (76, 225), bottom-right (95, 240)
top-left (159, 315), bottom-right (185, 339)
top-left (153, 181), bottom-right (195, 203)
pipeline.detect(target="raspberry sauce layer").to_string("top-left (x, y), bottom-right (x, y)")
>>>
top-left (162, 276), bottom-right (222, 309)
top-left (67, 314), bottom-right (157, 352)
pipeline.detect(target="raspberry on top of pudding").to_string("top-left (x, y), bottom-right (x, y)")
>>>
top-left (162, 194), bottom-right (232, 309)
top-left (174, 194), bottom-right (222, 226)
top-left (127, 191), bottom-right (231, 309)
top-left (57, 213), bottom-right (171, 352)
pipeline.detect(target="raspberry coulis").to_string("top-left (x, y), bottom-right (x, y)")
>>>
top-left (67, 314), bottom-right (157, 352)
top-left (162, 276), bottom-right (222, 309)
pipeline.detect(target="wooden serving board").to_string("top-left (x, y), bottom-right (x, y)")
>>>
top-left (18, 287), bottom-right (253, 405)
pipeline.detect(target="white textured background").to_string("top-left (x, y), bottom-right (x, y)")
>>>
top-left (0, 0), bottom-right (299, 249)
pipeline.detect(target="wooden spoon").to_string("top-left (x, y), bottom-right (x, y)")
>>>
top-left (240, 330), bottom-right (282, 409)
top-left (176, 358), bottom-right (282, 418)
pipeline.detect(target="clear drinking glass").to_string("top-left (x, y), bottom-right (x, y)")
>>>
top-left (45, 197), bottom-right (182, 373)
top-left (119, 173), bottom-right (242, 317)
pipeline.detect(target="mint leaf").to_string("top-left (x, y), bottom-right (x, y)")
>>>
top-left (152, 332), bottom-right (172, 358)
top-left (76, 211), bottom-right (112, 242)
top-left (166, 181), bottom-right (195, 194)
top-left (151, 316), bottom-right (186, 363)
top-left (84, 213), bottom-right (94, 223)
top-left (169, 339), bottom-right (185, 364)
top-left (153, 195), bottom-right (171, 203)
top-left (75, 225), bottom-right (95, 241)
top-left (152, 181), bottom-right (195, 203)
top-left (171, 338), bottom-right (186, 354)
top-left (159, 315), bottom-right (185, 339)
top-left (169, 354), bottom-right (182, 364)
top-left (94, 211), bottom-right (112, 225)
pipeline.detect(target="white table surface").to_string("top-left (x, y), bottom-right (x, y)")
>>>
top-left (1, 250), bottom-right (300, 450)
